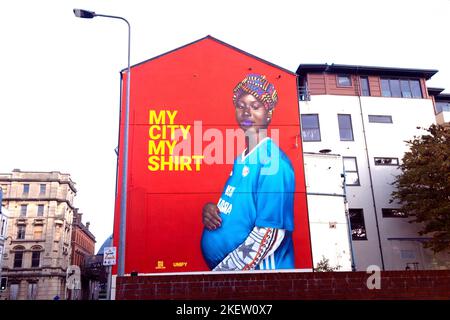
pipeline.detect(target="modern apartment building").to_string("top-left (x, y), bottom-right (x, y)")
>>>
top-left (297, 64), bottom-right (450, 271)
top-left (0, 170), bottom-right (76, 299)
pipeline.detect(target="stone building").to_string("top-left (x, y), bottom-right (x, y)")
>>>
top-left (0, 169), bottom-right (76, 300)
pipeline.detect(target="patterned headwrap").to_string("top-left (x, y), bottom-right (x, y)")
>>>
top-left (233, 74), bottom-right (278, 110)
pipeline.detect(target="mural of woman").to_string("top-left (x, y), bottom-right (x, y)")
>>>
top-left (201, 74), bottom-right (295, 271)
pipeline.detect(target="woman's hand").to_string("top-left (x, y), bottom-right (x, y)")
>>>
top-left (202, 202), bottom-right (222, 230)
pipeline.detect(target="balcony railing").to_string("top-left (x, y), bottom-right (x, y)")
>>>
top-left (299, 86), bottom-right (310, 101)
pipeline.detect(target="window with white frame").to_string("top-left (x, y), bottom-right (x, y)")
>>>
top-left (17, 225), bottom-right (26, 239)
top-left (368, 115), bottom-right (393, 123)
top-left (343, 157), bottom-right (360, 186)
top-left (338, 114), bottom-right (354, 141)
top-left (301, 114), bottom-right (321, 141)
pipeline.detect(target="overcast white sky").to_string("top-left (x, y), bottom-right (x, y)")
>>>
top-left (1, 0), bottom-right (449, 251)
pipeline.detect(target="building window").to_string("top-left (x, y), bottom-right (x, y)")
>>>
top-left (381, 79), bottom-right (391, 97)
top-left (17, 225), bottom-right (26, 239)
top-left (410, 80), bottom-right (422, 98)
top-left (301, 114), bottom-right (321, 141)
top-left (1, 217), bottom-right (6, 237)
top-left (20, 204), bottom-right (28, 217)
top-left (27, 282), bottom-right (38, 300)
top-left (337, 75), bottom-right (352, 87)
top-left (382, 208), bottom-right (407, 218)
top-left (400, 80), bottom-right (412, 98)
top-left (343, 157), bottom-right (360, 186)
top-left (37, 205), bottom-right (44, 217)
top-left (31, 247), bottom-right (41, 267)
top-left (374, 157), bottom-right (399, 166)
top-left (338, 114), bottom-right (354, 141)
top-left (435, 102), bottom-right (450, 114)
top-left (381, 78), bottom-right (422, 98)
top-left (39, 184), bottom-right (46, 195)
top-left (13, 247), bottom-right (25, 268)
top-left (360, 77), bottom-right (370, 96)
top-left (368, 115), bottom-right (393, 123)
top-left (33, 226), bottom-right (43, 240)
top-left (9, 283), bottom-right (19, 300)
top-left (349, 209), bottom-right (367, 240)
top-left (22, 184), bottom-right (30, 196)
top-left (389, 79), bottom-right (401, 97)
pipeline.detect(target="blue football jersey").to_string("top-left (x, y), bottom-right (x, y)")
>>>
top-left (201, 138), bottom-right (295, 270)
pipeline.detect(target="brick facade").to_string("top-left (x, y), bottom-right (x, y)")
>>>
top-left (116, 270), bottom-right (450, 300)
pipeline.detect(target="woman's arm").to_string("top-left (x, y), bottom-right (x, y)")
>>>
top-left (213, 227), bottom-right (285, 271)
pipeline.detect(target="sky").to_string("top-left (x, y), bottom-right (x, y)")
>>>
top-left (1, 0), bottom-right (449, 251)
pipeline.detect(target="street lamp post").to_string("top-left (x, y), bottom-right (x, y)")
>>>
top-left (73, 9), bottom-right (130, 276)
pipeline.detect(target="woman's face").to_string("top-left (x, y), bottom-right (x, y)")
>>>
top-left (235, 93), bottom-right (272, 135)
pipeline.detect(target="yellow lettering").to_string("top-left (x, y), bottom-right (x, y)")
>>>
top-left (148, 156), bottom-right (160, 171)
top-left (166, 124), bottom-right (178, 140)
top-left (166, 110), bottom-right (178, 124)
top-left (166, 140), bottom-right (177, 155)
top-left (172, 262), bottom-right (188, 267)
top-left (148, 140), bottom-right (165, 155)
top-left (149, 125), bottom-right (161, 139)
top-left (192, 155), bottom-right (204, 171)
top-left (180, 156), bottom-right (192, 171)
top-left (159, 156), bottom-right (174, 171)
top-left (147, 155), bottom-right (203, 172)
top-left (149, 110), bottom-right (165, 124)
top-left (179, 125), bottom-right (191, 140)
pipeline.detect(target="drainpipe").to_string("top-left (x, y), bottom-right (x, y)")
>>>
top-left (341, 166), bottom-right (357, 271)
top-left (355, 68), bottom-right (385, 270)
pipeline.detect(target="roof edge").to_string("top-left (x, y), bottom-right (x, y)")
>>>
top-left (121, 35), bottom-right (296, 76)
top-left (296, 63), bottom-right (438, 80)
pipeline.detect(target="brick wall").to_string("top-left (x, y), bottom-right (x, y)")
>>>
top-left (115, 270), bottom-right (450, 300)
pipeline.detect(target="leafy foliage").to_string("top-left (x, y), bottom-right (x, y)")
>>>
top-left (314, 256), bottom-right (341, 272)
top-left (391, 124), bottom-right (450, 253)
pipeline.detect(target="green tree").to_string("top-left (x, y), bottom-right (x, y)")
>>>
top-left (391, 124), bottom-right (450, 253)
top-left (314, 256), bottom-right (341, 272)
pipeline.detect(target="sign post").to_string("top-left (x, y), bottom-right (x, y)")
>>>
top-left (103, 247), bottom-right (116, 300)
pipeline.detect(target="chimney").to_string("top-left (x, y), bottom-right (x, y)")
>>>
top-left (86, 222), bottom-right (90, 230)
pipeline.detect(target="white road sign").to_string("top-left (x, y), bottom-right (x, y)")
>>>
top-left (103, 246), bottom-right (117, 266)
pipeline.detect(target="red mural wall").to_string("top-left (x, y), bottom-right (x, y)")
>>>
top-left (113, 36), bottom-right (312, 274)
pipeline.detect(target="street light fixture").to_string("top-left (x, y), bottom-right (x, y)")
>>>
top-left (73, 8), bottom-right (131, 277)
